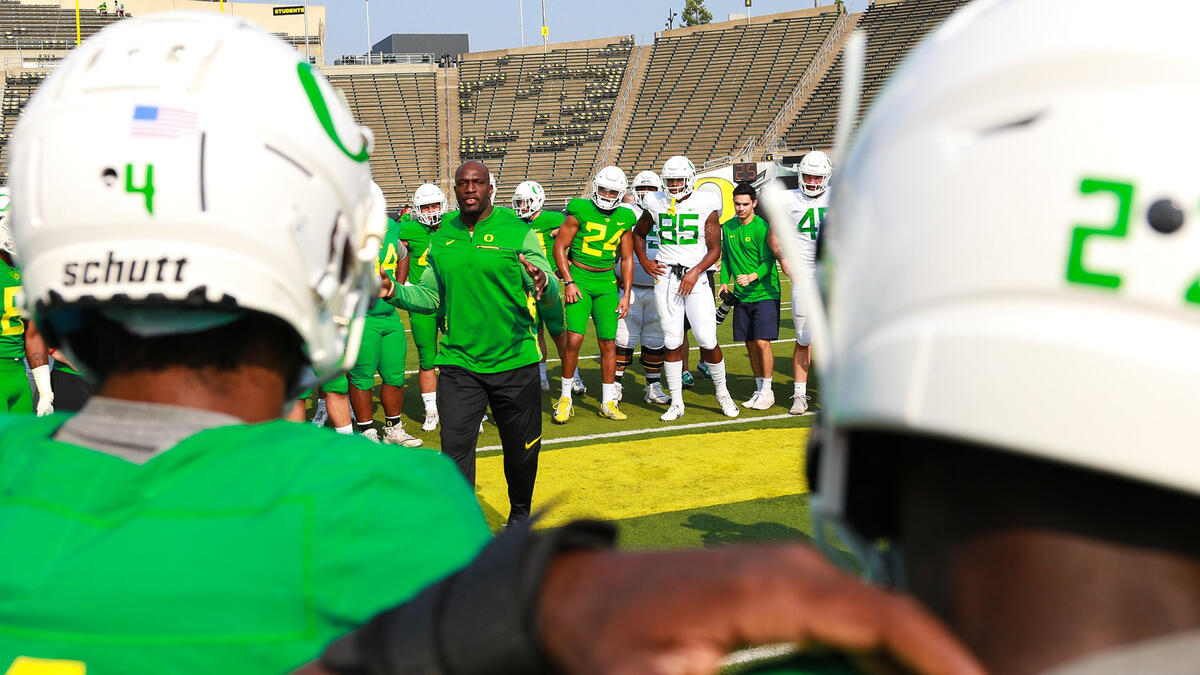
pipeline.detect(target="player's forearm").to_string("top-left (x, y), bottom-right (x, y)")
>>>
top-left (24, 322), bottom-right (49, 369)
top-left (522, 232), bottom-right (560, 302)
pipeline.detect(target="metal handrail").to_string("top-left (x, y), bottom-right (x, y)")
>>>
top-left (755, 10), bottom-right (849, 156)
top-left (584, 43), bottom-right (643, 195)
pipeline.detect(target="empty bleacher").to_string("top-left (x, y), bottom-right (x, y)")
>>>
top-left (783, 0), bottom-right (968, 150)
top-left (0, 0), bottom-right (114, 48)
top-left (456, 38), bottom-right (634, 206)
top-left (326, 68), bottom-right (443, 209)
top-left (615, 9), bottom-right (837, 175)
top-left (0, 70), bottom-right (47, 181)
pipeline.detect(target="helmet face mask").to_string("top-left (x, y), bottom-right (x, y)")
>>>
top-left (8, 13), bottom-right (381, 394)
top-left (797, 150), bottom-right (832, 197)
top-left (661, 155), bottom-right (696, 199)
top-left (591, 166), bottom-right (628, 211)
top-left (512, 180), bottom-right (546, 219)
top-left (412, 183), bottom-right (448, 228)
top-left (631, 170), bottom-right (662, 208)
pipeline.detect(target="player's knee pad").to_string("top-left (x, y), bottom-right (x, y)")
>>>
top-left (639, 346), bottom-right (665, 372)
top-left (615, 346), bottom-right (634, 370)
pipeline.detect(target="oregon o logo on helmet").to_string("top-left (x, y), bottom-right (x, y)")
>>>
top-left (297, 62), bottom-right (369, 163)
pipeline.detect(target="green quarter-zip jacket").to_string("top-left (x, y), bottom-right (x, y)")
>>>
top-left (389, 207), bottom-right (559, 373)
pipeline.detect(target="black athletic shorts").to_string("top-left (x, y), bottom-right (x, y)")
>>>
top-left (732, 298), bottom-right (780, 342)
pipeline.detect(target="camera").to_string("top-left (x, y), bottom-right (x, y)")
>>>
top-left (715, 289), bottom-right (740, 324)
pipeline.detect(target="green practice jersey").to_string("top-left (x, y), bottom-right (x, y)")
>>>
top-left (0, 257), bottom-right (24, 359)
top-left (390, 207), bottom-right (558, 373)
top-left (719, 215), bottom-right (780, 302)
top-left (0, 415), bottom-right (490, 674)
top-left (368, 217), bottom-right (405, 317)
top-left (397, 215), bottom-right (437, 280)
top-left (527, 210), bottom-right (566, 273)
top-left (563, 198), bottom-right (636, 269)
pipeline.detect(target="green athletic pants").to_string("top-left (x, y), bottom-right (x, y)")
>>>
top-left (564, 265), bottom-right (619, 340)
top-left (348, 312), bottom-right (407, 390)
top-left (0, 357), bottom-right (32, 413)
top-left (409, 310), bottom-right (440, 371)
top-left (538, 288), bottom-right (565, 338)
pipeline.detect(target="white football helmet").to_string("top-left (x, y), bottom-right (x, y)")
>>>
top-left (591, 166), bottom-right (628, 211)
top-left (661, 155), bottom-right (696, 199)
top-left (806, 0), bottom-right (1200, 570)
top-left (0, 186), bottom-right (11, 255)
top-left (412, 183), bottom-right (448, 227)
top-left (7, 13), bottom-right (383, 394)
top-left (631, 170), bottom-right (662, 208)
top-left (512, 180), bottom-right (546, 219)
top-left (489, 173), bottom-right (497, 205)
top-left (796, 150), bottom-right (832, 197)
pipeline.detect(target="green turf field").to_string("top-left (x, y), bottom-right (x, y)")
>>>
top-left (310, 278), bottom-right (821, 551)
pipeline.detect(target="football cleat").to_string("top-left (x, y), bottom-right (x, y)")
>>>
top-left (681, 371), bottom-right (695, 389)
top-left (789, 394), bottom-right (810, 415)
top-left (552, 397), bottom-right (573, 424)
top-left (383, 426), bottom-right (423, 447)
top-left (698, 361), bottom-right (712, 381)
top-left (660, 402), bottom-right (686, 422)
top-left (572, 375), bottom-right (587, 396)
top-left (361, 428), bottom-right (381, 442)
top-left (749, 390), bottom-right (776, 411)
top-left (644, 381), bottom-right (671, 404)
top-left (422, 410), bottom-right (439, 432)
top-left (716, 393), bottom-right (740, 418)
top-left (742, 391), bottom-right (761, 409)
top-left (598, 400), bottom-right (627, 420)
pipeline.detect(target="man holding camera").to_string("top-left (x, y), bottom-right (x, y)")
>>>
top-left (718, 183), bottom-right (781, 410)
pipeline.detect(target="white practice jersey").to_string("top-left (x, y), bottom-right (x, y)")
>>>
top-left (641, 190), bottom-right (721, 268)
top-left (782, 188), bottom-right (829, 274)
top-left (620, 202), bottom-right (660, 286)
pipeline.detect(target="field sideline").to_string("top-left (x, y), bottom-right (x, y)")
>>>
top-left (311, 278), bottom-right (820, 550)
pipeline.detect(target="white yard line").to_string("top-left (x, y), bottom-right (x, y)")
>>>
top-left (476, 411), bottom-right (812, 451)
top-left (402, 338), bottom-right (798, 375)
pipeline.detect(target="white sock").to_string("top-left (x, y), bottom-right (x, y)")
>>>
top-left (664, 360), bottom-right (683, 402)
top-left (755, 376), bottom-right (764, 391)
top-left (602, 382), bottom-right (617, 404)
top-left (795, 381), bottom-right (807, 396)
top-left (421, 392), bottom-right (437, 412)
top-left (705, 360), bottom-right (728, 394)
top-left (334, 423), bottom-right (353, 435)
top-left (761, 377), bottom-right (772, 393)
top-left (561, 376), bottom-right (574, 399)
top-left (539, 362), bottom-right (548, 381)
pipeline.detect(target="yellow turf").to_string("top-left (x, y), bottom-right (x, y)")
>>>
top-left (474, 427), bottom-right (809, 527)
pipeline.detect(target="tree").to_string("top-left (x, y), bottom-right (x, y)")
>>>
top-left (681, 0), bottom-right (712, 26)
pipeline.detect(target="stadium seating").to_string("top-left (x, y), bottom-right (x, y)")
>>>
top-left (456, 39), bottom-right (634, 207)
top-left (615, 9), bottom-right (837, 175)
top-left (782, 0), bottom-right (969, 151)
top-left (0, 0), bottom-right (113, 46)
top-left (326, 69), bottom-right (443, 210)
top-left (0, 71), bottom-right (47, 181)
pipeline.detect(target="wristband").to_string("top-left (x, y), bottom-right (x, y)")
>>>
top-left (564, 280), bottom-right (576, 286)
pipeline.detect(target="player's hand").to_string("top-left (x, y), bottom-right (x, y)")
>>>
top-left (617, 294), bottom-right (630, 319)
top-left (736, 273), bottom-right (757, 287)
top-left (378, 271), bottom-right (394, 299)
top-left (539, 545), bottom-right (986, 675)
top-left (564, 281), bottom-right (582, 304)
top-left (678, 269), bottom-right (701, 297)
top-left (36, 393), bottom-right (54, 417)
top-left (641, 259), bottom-right (666, 278)
top-left (519, 254), bottom-right (548, 301)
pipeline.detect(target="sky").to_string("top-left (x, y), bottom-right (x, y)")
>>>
top-left (238, 0), bottom-right (870, 59)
